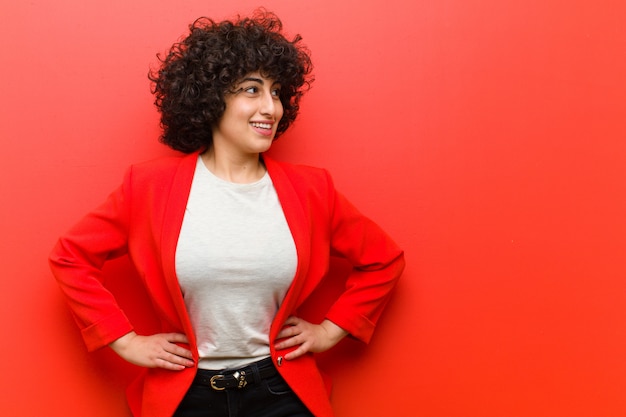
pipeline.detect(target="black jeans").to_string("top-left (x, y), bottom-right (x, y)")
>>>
top-left (173, 357), bottom-right (313, 417)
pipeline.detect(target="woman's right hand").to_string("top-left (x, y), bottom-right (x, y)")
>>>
top-left (109, 331), bottom-right (195, 370)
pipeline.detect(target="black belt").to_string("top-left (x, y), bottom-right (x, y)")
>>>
top-left (193, 357), bottom-right (278, 391)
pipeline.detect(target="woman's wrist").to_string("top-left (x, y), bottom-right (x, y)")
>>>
top-left (109, 331), bottom-right (137, 352)
top-left (320, 319), bottom-right (348, 344)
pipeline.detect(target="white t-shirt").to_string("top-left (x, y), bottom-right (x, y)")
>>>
top-left (176, 157), bottom-right (297, 370)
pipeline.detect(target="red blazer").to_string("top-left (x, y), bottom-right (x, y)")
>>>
top-left (49, 152), bottom-right (404, 417)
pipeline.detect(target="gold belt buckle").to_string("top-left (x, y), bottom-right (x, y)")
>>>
top-left (209, 371), bottom-right (248, 390)
top-left (209, 375), bottom-right (226, 391)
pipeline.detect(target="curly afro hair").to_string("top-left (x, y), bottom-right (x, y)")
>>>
top-left (149, 10), bottom-right (314, 153)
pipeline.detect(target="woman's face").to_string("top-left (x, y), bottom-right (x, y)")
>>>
top-left (211, 72), bottom-right (283, 157)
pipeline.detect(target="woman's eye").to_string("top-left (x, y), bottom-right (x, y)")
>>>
top-left (238, 85), bottom-right (280, 98)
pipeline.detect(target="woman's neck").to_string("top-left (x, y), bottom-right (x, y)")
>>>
top-left (200, 149), bottom-right (266, 184)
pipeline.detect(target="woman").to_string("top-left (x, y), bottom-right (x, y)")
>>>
top-left (50, 10), bottom-right (404, 417)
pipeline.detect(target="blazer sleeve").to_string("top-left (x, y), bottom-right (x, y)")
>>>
top-left (323, 172), bottom-right (405, 344)
top-left (49, 169), bottom-right (134, 352)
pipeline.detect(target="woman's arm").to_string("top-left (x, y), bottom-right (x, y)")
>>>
top-left (50, 170), bottom-right (195, 370)
top-left (49, 182), bottom-right (135, 351)
top-left (274, 169), bottom-right (405, 359)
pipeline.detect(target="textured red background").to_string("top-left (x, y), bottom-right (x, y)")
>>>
top-left (2, 0), bottom-right (626, 416)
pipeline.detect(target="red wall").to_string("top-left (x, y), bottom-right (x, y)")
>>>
top-left (2, 0), bottom-right (626, 416)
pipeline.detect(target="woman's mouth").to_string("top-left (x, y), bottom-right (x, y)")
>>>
top-left (250, 122), bottom-right (274, 136)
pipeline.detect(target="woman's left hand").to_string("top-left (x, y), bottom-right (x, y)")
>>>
top-left (275, 317), bottom-right (348, 360)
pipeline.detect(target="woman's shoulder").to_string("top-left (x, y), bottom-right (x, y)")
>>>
top-left (263, 157), bottom-right (342, 205)
top-left (126, 152), bottom-right (198, 183)
top-left (264, 156), bottom-right (331, 183)
top-left (131, 152), bottom-right (196, 171)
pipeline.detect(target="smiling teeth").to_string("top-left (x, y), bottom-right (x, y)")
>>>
top-left (251, 122), bottom-right (272, 129)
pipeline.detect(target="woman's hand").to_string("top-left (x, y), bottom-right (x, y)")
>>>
top-left (275, 317), bottom-right (348, 361)
top-left (109, 331), bottom-right (195, 370)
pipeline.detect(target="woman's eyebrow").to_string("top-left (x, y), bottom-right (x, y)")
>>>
top-left (241, 77), bottom-right (280, 86)
top-left (241, 77), bottom-right (264, 84)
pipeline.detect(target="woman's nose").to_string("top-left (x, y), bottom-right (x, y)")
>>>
top-left (259, 91), bottom-right (278, 116)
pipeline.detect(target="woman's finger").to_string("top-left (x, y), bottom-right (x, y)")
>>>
top-left (284, 341), bottom-right (310, 360)
top-left (164, 342), bottom-right (194, 359)
top-left (165, 333), bottom-right (190, 344)
top-left (277, 324), bottom-right (300, 339)
top-left (154, 357), bottom-right (187, 371)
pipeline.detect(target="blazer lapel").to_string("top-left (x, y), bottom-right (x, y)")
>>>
top-left (264, 156), bottom-right (312, 338)
top-left (159, 152), bottom-right (199, 344)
